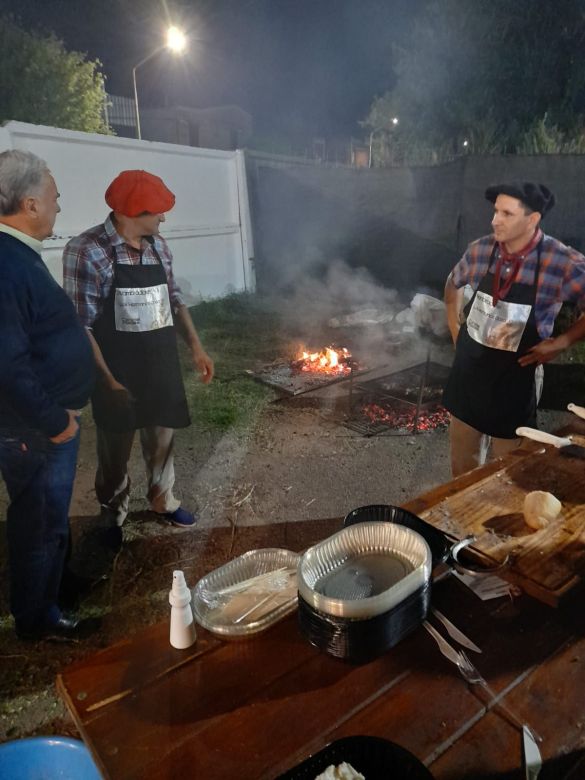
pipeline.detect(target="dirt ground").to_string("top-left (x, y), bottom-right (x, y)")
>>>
top-left (0, 339), bottom-right (569, 744)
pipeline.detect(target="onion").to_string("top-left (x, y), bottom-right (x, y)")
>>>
top-left (523, 491), bottom-right (562, 530)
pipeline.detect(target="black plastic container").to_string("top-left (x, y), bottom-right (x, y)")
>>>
top-left (298, 580), bottom-right (431, 664)
top-left (343, 504), bottom-right (450, 568)
top-left (275, 735), bottom-right (434, 779)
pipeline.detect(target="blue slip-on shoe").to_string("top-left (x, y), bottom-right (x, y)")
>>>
top-left (162, 507), bottom-right (199, 528)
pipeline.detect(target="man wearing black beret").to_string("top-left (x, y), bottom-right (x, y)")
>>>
top-left (443, 182), bottom-right (585, 476)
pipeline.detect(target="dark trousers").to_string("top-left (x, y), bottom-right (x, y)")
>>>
top-left (0, 428), bottom-right (80, 632)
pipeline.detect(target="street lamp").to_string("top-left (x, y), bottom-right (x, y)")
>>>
top-left (368, 118), bottom-right (399, 168)
top-left (132, 26), bottom-right (187, 140)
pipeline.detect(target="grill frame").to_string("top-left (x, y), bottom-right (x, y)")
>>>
top-left (344, 359), bottom-right (451, 437)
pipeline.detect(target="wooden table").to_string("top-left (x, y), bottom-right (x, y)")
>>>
top-left (58, 445), bottom-right (585, 779)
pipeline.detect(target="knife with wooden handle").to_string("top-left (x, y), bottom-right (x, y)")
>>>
top-left (568, 403), bottom-right (585, 420)
top-left (516, 427), bottom-right (585, 459)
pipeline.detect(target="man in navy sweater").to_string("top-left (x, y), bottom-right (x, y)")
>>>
top-left (0, 150), bottom-right (97, 640)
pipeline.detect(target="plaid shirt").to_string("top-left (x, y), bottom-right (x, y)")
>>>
top-left (451, 233), bottom-right (585, 339)
top-left (62, 214), bottom-right (184, 328)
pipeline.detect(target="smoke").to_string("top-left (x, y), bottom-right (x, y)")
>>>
top-left (273, 258), bottom-right (398, 329)
top-left (261, 258), bottom-right (407, 364)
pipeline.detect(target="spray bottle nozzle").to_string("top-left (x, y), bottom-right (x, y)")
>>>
top-left (170, 569), bottom-right (191, 607)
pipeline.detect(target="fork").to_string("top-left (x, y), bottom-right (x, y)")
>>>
top-left (455, 650), bottom-right (542, 744)
top-left (423, 621), bottom-right (542, 744)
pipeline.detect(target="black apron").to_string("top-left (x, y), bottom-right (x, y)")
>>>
top-left (91, 241), bottom-right (191, 432)
top-left (442, 242), bottom-right (542, 438)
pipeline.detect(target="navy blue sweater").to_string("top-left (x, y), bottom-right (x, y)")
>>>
top-left (0, 232), bottom-right (94, 437)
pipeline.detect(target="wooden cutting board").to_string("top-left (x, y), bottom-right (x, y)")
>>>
top-left (405, 432), bottom-right (585, 606)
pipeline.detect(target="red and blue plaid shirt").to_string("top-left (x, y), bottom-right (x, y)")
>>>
top-left (451, 233), bottom-right (585, 339)
top-left (62, 214), bottom-right (184, 328)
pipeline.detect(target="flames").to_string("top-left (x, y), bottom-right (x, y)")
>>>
top-left (292, 346), bottom-right (353, 375)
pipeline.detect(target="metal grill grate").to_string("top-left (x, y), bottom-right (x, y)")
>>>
top-left (343, 360), bottom-right (451, 437)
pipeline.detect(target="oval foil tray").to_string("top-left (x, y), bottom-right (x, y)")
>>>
top-left (192, 548), bottom-right (300, 638)
top-left (298, 522), bottom-right (431, 619)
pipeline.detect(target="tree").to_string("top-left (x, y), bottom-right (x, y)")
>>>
top-left (363, 0), bottom-right (585, 163)
top-left (0, 16), bottom-right (110, 134)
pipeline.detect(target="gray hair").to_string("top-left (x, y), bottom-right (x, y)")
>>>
top-left (0, 150), bottom-right (50, 216)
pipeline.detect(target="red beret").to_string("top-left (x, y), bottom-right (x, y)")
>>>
top-left (105, 170), bottom-right (175, 217)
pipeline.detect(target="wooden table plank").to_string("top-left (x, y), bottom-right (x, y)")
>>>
top-left (121, 625), bottom-right (484, 780)
top-left (56, 622), bottom-right (222, 719)
top-left (431, 632), bottom-right (585, 779)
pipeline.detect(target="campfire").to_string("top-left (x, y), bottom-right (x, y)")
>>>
top-left (248, 344), bottom-right (370, 397)
top-left (291, 346), bottom-right (354, 375)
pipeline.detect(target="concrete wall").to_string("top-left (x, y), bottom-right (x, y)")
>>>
top-left (0, 121), bottom-right (255, 301)
top-left (245, 151), bottom-right (585, 296)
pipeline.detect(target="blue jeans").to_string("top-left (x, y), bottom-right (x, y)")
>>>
top-left (0, 427), bottom-right (80, 633)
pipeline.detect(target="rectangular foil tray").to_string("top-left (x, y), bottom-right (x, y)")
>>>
top-left (192, 548), bottom-right (300, 638)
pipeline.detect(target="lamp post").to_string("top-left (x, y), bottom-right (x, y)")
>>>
top-left (132, 26), bottom-right (187, 140)
top-left (368, 117), bottom-right (399, 169)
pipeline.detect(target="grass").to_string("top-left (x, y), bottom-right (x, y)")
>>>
top-left (181, 293), bottom-right (289, 431)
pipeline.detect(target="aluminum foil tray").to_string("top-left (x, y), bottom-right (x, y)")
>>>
top-left (344, 504), bottom-right (451, 567)
top-left (192, 548), bottom-right (300, 638)
top-left (298, 522), bottom-right (431, 619)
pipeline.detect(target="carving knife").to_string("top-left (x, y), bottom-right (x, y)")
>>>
top-left (516, 427), bottom-right (585, 459)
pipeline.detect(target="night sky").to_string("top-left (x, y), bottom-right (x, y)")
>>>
top-left (1, 0), bottom-right (424, 141)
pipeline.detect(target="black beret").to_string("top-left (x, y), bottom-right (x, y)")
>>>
top-left (485, 182), bottom-right (555, 217)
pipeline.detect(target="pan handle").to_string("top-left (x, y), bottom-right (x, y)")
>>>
top-left (515, 427), bottom-right (572, 448)
top-left (568, 403), bottom-right (585, 420)
top-left (447, 535), bottom-right (510, 576)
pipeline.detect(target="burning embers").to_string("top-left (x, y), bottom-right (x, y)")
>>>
top-left (291, 346), bottom-right (353, 375)
top-left (345, 360), bottom-right (451, 436)
top-left (361, 401), bottom-right (450, 433)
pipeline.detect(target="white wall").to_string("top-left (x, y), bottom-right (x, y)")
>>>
top-left (0, 121), bottom-right (255, 301)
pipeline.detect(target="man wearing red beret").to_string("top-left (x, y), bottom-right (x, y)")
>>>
top-left (443, 181), bottom-right (585, 476)
top-left (63, 170), bottom-right (214, 528)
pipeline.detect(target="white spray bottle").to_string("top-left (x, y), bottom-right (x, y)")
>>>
top-left (169, 570), bottom-right (197, 649)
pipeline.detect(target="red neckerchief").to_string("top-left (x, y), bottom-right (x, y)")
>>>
top-left (492, 229), bottom-right (542, 305)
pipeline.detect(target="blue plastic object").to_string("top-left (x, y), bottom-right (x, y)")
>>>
top-left (0, 737), bottom-right (101, 779)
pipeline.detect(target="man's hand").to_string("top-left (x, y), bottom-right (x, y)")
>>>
top-left (518, 336), bottom-right (569, 367)
top-left (101, 377), bottom-right (135, 407)
top-left (50, 409), bottom-right (80, 444)
top-left (104, 377), bottom-right (131, 394)
top-left (191, 348), bottom-right (214, 384)
top-left (173, 305), bottom-right (214, 383)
